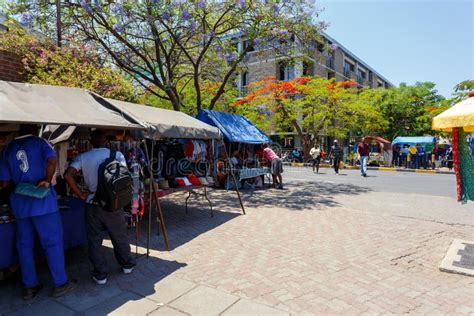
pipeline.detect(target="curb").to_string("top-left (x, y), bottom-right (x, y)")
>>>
top-left (282, 162), bottom-right (454, 175)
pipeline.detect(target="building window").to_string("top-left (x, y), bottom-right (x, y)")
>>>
top-left (302, 61), bottom-right (314, 76)
top-left (343, 60), bottom-right (355, 77)
top-left (243, 39), bottom-right (255, 52)
top-left (278, 62), bottom-right (296, 81)
top-left (241, 71), bottom-right (249, 86)
top-left (327, 71), bottom-right (336, 80)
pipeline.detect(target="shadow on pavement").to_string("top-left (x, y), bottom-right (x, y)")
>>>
top-left (1, 245), bottom-right (186, 315)
top-left (134, 196), bottom-right (241, 251)
top-left (211, 180), bottom-right (372, 211)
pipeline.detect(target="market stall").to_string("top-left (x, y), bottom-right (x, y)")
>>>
top-left (361, 136), bottom-right (392, 167)
top-left (392, 136), bottom-right (436, 169)
top-left (196, 109), bottom-right (271, 189)
top-left (0, 81), bottom-right (143, 269)
top-left (104, 99), bottom-right (246, 251)
top-left (432, 96), bottom-right (474, 203)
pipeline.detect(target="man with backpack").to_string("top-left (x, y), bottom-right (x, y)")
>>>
top-left (64, 130), bottom-right (135, 285)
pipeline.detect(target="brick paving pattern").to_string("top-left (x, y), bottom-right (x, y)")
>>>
top-left (1, 180), bottom-right (473, 315)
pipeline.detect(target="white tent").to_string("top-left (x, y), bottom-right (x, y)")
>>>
top-left (105, 98), bottom-right (221, 140)
top-left (0, 81), bottom-right (142, 130)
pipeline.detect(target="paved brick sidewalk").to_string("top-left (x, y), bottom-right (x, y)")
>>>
top-left (1, 181), bottom-right (473, 315)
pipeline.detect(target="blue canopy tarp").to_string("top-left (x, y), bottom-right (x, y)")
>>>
top-left (197, 109), bottom-right (270, 144)
top-left (392, 136), bottom-right (436, 145)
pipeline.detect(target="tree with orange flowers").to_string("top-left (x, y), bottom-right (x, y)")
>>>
top-left (236, 76), bottom-right (387, 156)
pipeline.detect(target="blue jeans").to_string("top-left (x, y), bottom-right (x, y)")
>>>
top-left (16, 212), bottom-right (67, 288)
top-left (360, 156), bottom-right (368, 175)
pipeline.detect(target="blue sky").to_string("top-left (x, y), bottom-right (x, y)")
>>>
top-left (317, 0), bottom-right (473, 98)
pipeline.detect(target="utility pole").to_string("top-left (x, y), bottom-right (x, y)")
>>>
top-left (55, 0), bottom-right (62, 47)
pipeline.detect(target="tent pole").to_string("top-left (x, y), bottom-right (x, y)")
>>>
top-left (143, 139), bottom-right (171, 251)
top-left (144, 139), bottom-right (152, 258)
top-left (222, 140), bottom-right (246, 215)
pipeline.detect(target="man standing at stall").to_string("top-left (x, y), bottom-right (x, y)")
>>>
top-left (263, 143), bottom-right (284, 189)
top-left (64, 130), bottom-right (135, 285)
top-left (358, 138), bottom-right (370, 177)
top-left (0, 125), bottom-right (76, 300)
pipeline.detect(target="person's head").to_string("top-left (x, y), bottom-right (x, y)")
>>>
top-left (333, 139), bottom-right (338, 146)
top-left (124, 133), bottom-right (134, 142)
top-left (264, 143), bottom-right (270, 148)
top-left (19, 124), bottom-right (39, 136)
top-left (361, 137), bottom-right (366, 143)
top-left (90, 130), bottom-right (107, 148)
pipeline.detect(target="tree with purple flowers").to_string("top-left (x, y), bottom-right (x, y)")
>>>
top-left (4, 0), bottom-right (325, 112)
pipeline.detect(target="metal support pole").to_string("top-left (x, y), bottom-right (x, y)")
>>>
top-left (222, 141), bottom-right (246, 215)
top-left (143, 139), bottom-right (171, 252)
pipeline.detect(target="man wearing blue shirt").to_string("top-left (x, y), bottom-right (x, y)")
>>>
top-left (64, 130), bottom-right (135, 285)
top-left (0, 125), bottom-right (76, 300)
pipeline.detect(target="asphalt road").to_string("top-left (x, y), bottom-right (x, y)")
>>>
top-left (282, 166), bottom-right (473, 226)
top-left (284, 166), bottom-right (456, 198)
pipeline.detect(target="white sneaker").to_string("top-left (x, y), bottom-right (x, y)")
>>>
top-left (92, 276), bottom-right (107, 285)
top-left (122, 267), bottom-right (134, 274)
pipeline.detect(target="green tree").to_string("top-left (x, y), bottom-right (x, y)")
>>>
top-left (361, 82), bottom-right (445, 140)
top-left (452, 79), bottom-right (474, 103)
top-left (0, 22), bottom-right (136, 101)
top-left (140, 80), bottom-right (238, 116)
top-left (236, 76), bottom-right (387, 155)
top-left (4, 0), bottom-right (324, 112)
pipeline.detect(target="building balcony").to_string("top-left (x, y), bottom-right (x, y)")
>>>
top-left (325, 57), bottom-right (335, 69)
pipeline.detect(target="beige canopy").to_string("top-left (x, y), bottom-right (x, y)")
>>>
top-left (105, 98), bottom-right (221, 140)
top-left (0, 81), bottom-right (142, 130)
top-left (432, 97), bottom-right (474, 133)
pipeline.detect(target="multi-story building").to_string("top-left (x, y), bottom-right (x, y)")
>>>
top-left (235, 31), bottom-right (392, 97)
top-left (232, 31), bottom-right (393, 152)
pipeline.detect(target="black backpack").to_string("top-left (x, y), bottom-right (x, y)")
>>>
top-left (94, 149), bottom-right (132, 211)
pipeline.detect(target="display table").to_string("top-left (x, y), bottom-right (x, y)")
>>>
top-left (238, 167), bottom-right (270, 181)
top-left (0, 198), bottom-right (87, 269)
top-left (155, 185), bottom-right (213, 217)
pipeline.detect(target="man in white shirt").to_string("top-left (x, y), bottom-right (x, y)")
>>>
top-left (64, 130), bottom-right (135, 285)
top-left (309, 144), bottom-right (321, 173)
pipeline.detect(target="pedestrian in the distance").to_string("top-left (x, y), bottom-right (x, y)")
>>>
top-left (357, 137), bottom-right (370, 177)
top-left (310, 144), bottom-right (321, 173)
top-left (263, 144), bottom-right (283, 189)
top-left (0, 125), bottom-right (76, 300)
top-left (330, 140), bottom-right (343, 175)
top-left (64, 130), bottom-right (135, 285)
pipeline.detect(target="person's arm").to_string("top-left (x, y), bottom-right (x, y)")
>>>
top-left (37, 156), bottom-right (57, 188)
top-left (64, 167), bottom-right (88, 200)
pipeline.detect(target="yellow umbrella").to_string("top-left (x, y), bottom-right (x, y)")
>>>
top-left (432, 97), bottom-right (474, 132)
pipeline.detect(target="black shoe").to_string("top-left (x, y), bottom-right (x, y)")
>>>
top-left (51, 280), bottom-right (77, 298)
top-left (22, 284), bottom-right (43, 300)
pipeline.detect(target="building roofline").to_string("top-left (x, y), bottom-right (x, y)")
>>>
top-left (321, 31), bottom-right (394, 86)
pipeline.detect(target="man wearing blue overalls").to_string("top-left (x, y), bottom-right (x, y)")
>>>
top-left (0, 125), bottom-right (76, 300)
